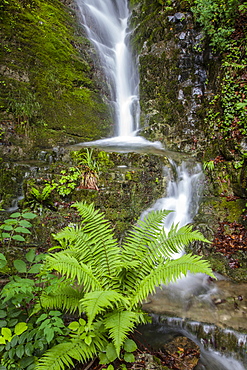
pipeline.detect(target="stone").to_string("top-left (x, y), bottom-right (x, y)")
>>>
top-left (162, 336), bottom-right (200, 370)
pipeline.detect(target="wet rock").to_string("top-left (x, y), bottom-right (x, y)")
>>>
top-left (162, 336), bottom-right (200, 370)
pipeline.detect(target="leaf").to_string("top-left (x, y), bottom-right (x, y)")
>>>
top-left (1, 327), bottom-right (12, 341)
top-left (99, 352), bottom-right (109, 365)
top-left (49, 311), bottom-right (62, 317)
top-left (106, 342), bottom-right (118, 362)
top-left (16, 343), bottom-right (25, 358)
top-left (80, 290), bottom-right (128, 325)
top-left (1, 224), bottom-right (13, 231)
top-left (19, 220), bottom-right (32, 228)
top-left (104, 311), bottom-right (139, 356)
top-left (123, 352), bottom-right (135, 363)
top-left (12, 235), bottom-right (25, 242)
top-left (10, 212), bottom-right (21, 218)
top-left (36, 313), bottom-right (48, 324)
top-left (0, 320), bottom-right (7, 328)
top-left (0, 310), bottom-right (7, 319)
top-left (1, 233), bottom-right (11, 239)
top-left (15, 226), bottom-right (31, 234)
top-left (106, 365), bottom-right (114, 370)
top-left (28, 264), bottom-right (42, 274)
top-left (14, 322), bottom-right (28, 336)
top-left (22, 212), bottom-right (37, 219)
top-left (20, 355), bottom-right (35, 367)
top-left (123, 338), bottom-right (137, 352)
top-left (44, 327), bottom-right (54, 343)
top-left (14, 260), bottom-right (27, 273)
top-left (84, 335), bottom-right (92, 345)
top-left (25, 249), bottom-right (36, 262)
top-left (0, 337), bottom-right (6, 344)
top-left (68, 321), bottom-right (79, 331)
top-left (0, 254), bottom-right (7, 269)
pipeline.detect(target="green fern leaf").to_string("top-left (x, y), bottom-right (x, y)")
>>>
top-left (46, 253), bottom-right (102, 291)
top-left (130, 254), bottom-right (215, 307)
top-left (71, 202), bottom-right (123, 286)
top-left (104, 310), bottom-right (141, 356)
top-left (80, 291), bottom-right (129, 325)
top-left (35, 337), bottom-right (102, 370)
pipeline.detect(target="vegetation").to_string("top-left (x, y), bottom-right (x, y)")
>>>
top-left (0, 0), bottom-right (111, 149)
top-left (0, 202), bottom-right (214, 369)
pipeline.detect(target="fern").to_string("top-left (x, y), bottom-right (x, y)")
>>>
top-left (130, 253), bottom-right (215, 308)
top-left (37, 201), bottom-right (214, 370)
top-left (80, 290), bottom-right (129, 326)
top-left (104, 310), bottom-right (141, 356)
top-left (36, 336), bottom-right (104, 370)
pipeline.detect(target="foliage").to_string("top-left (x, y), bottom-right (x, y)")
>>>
top-left (0, 249), bottom-right (68, 370)
top-left (0, 211), bottom-right (37, 251)
top-left (34, 201), bottom-right (214, 370)
top-left (191, 0), bottom-right (239, 51)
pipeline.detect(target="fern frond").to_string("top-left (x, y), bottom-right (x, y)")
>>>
top-left (130, 254), bottom-right (215, 308)
top-left (46, 253), bottom-right (102, 291)
top-left (159, 223), bottom-right (210, 256)
top-left (80, 290), bottom-right (129, 325)
top-left (52, 225), bottom-right (82, 248)
top-left (104, 310), bottom-right (141, 356)
top-left (71, 202), bottom-right (123, 286)
top-left (122, 210), bottom-right (171, 260)
top-left (38, 286), bottom-right (84, 314)
top-left (35, 335), bottom-right (104, 370)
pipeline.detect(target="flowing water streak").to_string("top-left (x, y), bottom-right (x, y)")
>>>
top-left (76, 0), bottom-right (139, 136)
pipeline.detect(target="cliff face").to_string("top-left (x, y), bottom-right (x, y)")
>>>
top-left (0, 0), bottom-right (113, 158)
top-left (130, 0), bottom-right (213, 153)
top-left (129, 0), bottom-right (247, 281)
top-left (0, 0), bottom-right (247, 281)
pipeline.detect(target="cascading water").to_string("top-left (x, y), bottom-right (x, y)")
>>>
top-left (75, 1), bottom-right (246, 368)
top-left (76, 0), bottom-right (139, 136)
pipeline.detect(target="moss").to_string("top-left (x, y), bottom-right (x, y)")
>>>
top-left (0, 0), bottom-right (112, 152)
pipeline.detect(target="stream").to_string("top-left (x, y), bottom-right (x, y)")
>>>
top-left (76, 0), bottom-right (246, 369)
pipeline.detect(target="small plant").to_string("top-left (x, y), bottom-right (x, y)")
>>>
top-left (203, 160), bottom-right (215, 171)
top-left (0, 211), bottom-right (37, 252)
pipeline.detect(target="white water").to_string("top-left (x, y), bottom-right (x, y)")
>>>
top-left (76, 0), bottom-right (139, 136)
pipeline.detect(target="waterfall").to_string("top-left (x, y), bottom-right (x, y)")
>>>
top-left (76, 0), bottom-right (139, 136)
top-left (72, 2), bottom-right (246, 369)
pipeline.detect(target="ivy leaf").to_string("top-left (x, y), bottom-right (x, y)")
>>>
top-left (14, 260), bottom-right (27, 273)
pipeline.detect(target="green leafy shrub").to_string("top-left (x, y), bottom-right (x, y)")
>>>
top-left (192, 0), bottom-right (239, 51)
